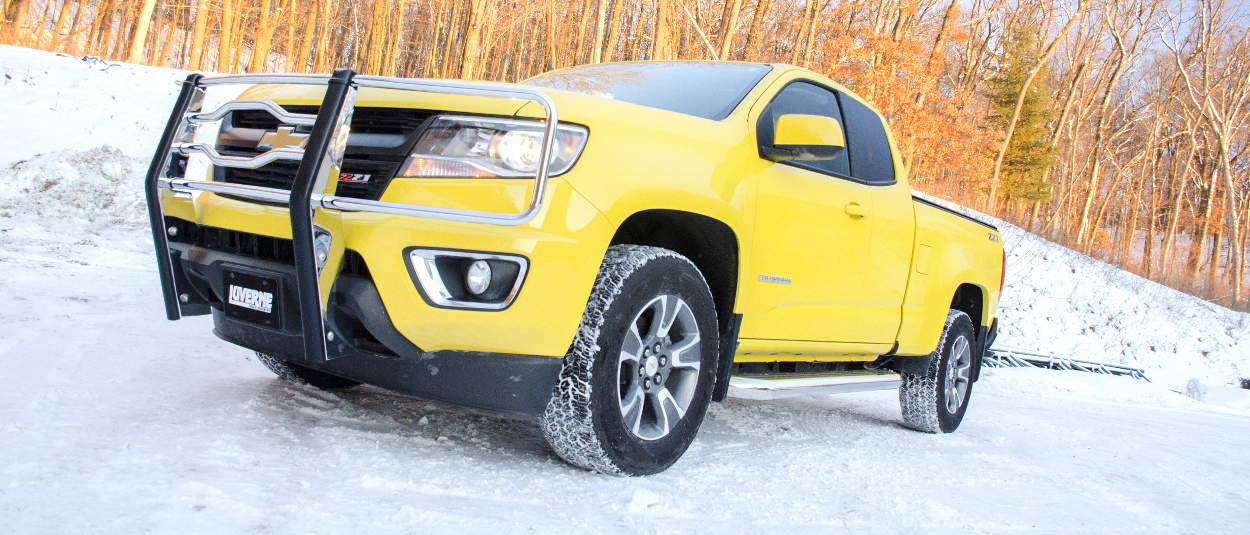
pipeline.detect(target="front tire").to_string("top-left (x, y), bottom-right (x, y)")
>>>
top-left (541, 245), bottom-right (719, 476)
top-left (255, 352), bottom-right (361, 390)
top-left (899, 310), bottom-right (976, 433)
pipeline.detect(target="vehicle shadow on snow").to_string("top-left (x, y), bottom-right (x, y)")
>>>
top-left (241, 376), bottom-right (910, 471)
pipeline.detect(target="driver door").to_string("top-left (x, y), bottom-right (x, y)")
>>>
top-left (740, 81), bottom-right (878, 343)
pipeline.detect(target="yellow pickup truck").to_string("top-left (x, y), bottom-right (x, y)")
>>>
top-left (144, 62), bottom-right (1003, 475)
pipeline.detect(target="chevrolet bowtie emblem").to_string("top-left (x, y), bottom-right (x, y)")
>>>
top-left (258, 126), bottom-right (310, 150)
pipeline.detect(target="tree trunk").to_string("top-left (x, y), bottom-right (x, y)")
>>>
top-left (651, 0), bottom-right (670, 60)
top-left (248, 0), bottom-right (275, 73)
top-left (384, 0), bottom-right (406, 77)
top-left (185, 0), bottom-right (208, 69)
top-left (801, 1), bottom-right (820, 67)
top-left (460, 0), bottom-right (488, 79)
top-left (590, 0), bottom-right (609, 63)
top-left (600, 0), bottom-right (625, 62)
top-left (48, 0), bottom-right (72, 52)
top-left (314, 0), bottom-right (334, 72)
top-left (295, 0), bottom-right (316, 72)
top-left (128, 0), bottom-right (159, 64)
top-left (717, 0), bottom-right (743, 60)
top-left (3, 0), bottom-right (32, 45)
top-left (1188, 169), bottom-right (1216, 289)
top-left (788, 1), bottom-right (811, 64)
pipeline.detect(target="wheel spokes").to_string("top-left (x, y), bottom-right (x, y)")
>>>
top-left (620, 324), bottom-right (643, 366)
top-left (668, 333), bottom-right (701, 371)
top-left (650, 386), bottom-right (686, 437)
top-left (620, 383), bottom-right (645, 435)
top-left (945, 336), bottom-right (972, 413)
top-left (652, 295), bottom-right (682, 339)
top-left (616, 293), bottom-right (703, 441)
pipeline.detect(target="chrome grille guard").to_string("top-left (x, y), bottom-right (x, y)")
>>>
top-left (144, 69), bottom-right (560, 363)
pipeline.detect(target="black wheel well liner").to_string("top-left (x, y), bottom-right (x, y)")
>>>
top-left (608, 210), bottom-right (739, 334)
top-left (950, 283), bottom-right (984, 332)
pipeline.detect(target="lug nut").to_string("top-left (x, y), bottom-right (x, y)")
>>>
top-left (653, 375), bottom-right (662, 385)
top-left (659, 356), bottom-right (667, 366)
top-left (643, 347), bottom-right (650, 356)
top-left (643, 381), bottom-right (651, 390)
top-left (654, 343), bottom-right (662, 353)
top-left (639, 365), bottom-right (645, 376)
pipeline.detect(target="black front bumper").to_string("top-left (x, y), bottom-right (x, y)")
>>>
top-left (172, 235), bottom-right (562, 417)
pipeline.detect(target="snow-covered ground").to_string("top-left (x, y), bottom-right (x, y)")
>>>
top-left (2, 46), bottom-right (1249, 533)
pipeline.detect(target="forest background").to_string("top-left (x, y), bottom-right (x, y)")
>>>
top-left (2, 0), bottom-right (1249, 311)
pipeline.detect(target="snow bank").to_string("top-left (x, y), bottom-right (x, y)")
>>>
top-left (0, 45), bottom-right (185, 167)
top-left (914, 191), bottom-right (1250, 389)
top-left (0, 145), bottom-right (147, 226)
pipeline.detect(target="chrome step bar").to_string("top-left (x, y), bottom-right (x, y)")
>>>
top-left (727, 371), bottom-right (902, 400)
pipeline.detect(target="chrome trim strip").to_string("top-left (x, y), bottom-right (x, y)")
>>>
top-left (173, 142), bottom-right (304, 169)
top-left (726, 373), bottom-right (901, 400)
top-left (198, 74), bottom-right (333, 86)
top-left (407, 248), bottom-right (529, 311)
top-left (187, 99), bottom-right (318, 126)
top-left (161, 177), bottom-right (294, 204)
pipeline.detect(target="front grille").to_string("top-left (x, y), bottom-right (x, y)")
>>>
top-left (218, 105), bottom-right (436, 201)
top-left (231, 106), bottom-right (434, 135)
top-left (220, 159), bottom-right (401, 201)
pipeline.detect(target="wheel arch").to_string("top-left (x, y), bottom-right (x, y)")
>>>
top-left (608, 209), bottom-right (740, 332)
top-left (949, 282), bottom-right (987, 333)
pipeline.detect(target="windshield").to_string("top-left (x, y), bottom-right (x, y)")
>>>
top-left (524, 62), bottom-right (772, 121)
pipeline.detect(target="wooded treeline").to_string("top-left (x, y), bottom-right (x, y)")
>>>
top-left (3, 0), bottom-right (1249, 311)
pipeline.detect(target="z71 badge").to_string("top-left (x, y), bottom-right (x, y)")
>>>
top-left (339, 173), bottom-right (372, 183)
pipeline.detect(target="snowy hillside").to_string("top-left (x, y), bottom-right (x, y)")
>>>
top-left (2, 46), bottom-right (1248, 533)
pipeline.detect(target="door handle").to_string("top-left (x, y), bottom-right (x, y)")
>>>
top-left (844, 203), bottom-right (870, 219)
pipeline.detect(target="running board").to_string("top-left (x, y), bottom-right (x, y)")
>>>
top-left (727, 371), bottom-right (901, 400)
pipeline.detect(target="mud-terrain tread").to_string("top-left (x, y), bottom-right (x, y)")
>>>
top-left (540, 245), bottom-right (712, 475)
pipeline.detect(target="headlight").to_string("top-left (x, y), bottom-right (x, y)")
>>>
top-left (398, 115), bottom-right (588, 178)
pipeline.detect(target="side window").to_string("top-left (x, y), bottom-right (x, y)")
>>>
top-left (837, 94), bottom-right (896, 185)
top-left (757, 82), bottom-right (850, 177)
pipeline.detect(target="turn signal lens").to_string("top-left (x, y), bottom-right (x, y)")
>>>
top-left (398, 115), bottom-right (588, 178)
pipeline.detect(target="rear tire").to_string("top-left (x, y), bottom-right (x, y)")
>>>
top-left (900, 310), bottom-right (976, 433)
top-left (255, 352), bottom-right (361, 390)
top-left (541, 245), bottom-right (719, 476)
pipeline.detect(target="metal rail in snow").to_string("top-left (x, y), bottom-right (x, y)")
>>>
top-left (983, 346), bottom-right (1150, 382)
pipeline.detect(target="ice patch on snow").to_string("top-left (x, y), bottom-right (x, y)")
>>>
top-left (0, 145), bottom-right (147, 226)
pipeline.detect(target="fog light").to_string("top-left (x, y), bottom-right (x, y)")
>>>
top-left (313, 226), bottom-right (332, 274)
top-left (466, 260), bottom-right (492, 295)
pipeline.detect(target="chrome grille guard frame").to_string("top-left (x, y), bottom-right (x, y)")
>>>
top-left (143, 69), bottom-right (561, 363)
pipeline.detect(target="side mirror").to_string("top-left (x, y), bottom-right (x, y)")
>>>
top-left (764, 114), bottom-right (845, 162)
